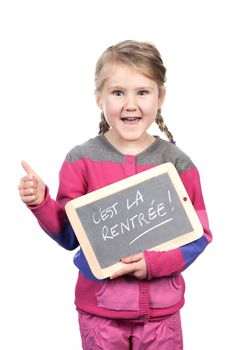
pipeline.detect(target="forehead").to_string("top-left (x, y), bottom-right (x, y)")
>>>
top-left (103, 64), bottom-right (156, 88)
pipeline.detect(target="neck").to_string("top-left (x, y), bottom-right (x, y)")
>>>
top-left (104, 130), bottom-right (156, 155)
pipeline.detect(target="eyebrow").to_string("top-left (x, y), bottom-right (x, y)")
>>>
top-left (106, 86), bottom-right (154, 91)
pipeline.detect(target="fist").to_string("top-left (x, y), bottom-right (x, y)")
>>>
top-left (18, 160), bottom-right (46, 206)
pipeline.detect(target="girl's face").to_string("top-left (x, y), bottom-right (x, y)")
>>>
top-left (96, 64), bottom-right (165, 150)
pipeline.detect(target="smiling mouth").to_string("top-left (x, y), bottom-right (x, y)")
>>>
top-left (121, 117), bottom-right (142, 123)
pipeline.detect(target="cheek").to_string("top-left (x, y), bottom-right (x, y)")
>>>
top-left (103, 100), bottom-right (121, 117)
top-left (143, 98), bottom-right (160, 115)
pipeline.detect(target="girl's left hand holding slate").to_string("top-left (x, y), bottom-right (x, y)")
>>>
top-left (110, 253), bottom-right (147, 280)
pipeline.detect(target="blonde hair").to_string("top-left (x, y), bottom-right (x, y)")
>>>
top-left (95, 40), bottom-right (174, 143)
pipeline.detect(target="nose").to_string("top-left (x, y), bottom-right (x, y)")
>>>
top-left (124, 94), bottom-right (137, 111)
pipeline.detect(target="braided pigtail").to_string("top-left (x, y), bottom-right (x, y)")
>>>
top-left (155, 108), bottom-right (175, 144)
top-left (98, 112), bottom-right (110, 134)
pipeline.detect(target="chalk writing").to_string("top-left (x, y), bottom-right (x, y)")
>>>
top-left (92, 202), bottom-right (119, 224)
top-left (127, 189), bottom-right (144, 210)
top-left (129, 218), bottom-right (173, 245)
top-left (91, 189), bottom-right (174, 245)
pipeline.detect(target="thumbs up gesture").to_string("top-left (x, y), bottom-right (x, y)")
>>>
top-left (18, 161), bottom-right (46, 206)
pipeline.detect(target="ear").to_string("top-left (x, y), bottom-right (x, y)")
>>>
top-left (95, 93), bottom-right (102, 109)
top-left (158, 86), bottom-right (166, 108)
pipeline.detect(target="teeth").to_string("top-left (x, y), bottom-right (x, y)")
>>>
top-left (122, 117), bottom-right (139, 120)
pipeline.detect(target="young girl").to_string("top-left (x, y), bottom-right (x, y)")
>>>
top-left (18, 40), bottom-right (212, 349)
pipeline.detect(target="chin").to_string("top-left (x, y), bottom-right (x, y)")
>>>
top-left (120, 131), bottom-right (145, 142)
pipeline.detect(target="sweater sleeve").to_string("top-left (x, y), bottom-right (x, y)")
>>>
top-left (144, 166), bottom-right (212, 279)
top-left (28, 157), bottom-right (87, 251)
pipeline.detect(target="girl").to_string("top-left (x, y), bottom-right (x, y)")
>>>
top-left (18, 40), bottom-right (212, 349)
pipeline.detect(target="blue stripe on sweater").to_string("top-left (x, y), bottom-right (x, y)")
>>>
top-left (44, 221), bottom-right (105, 281)
top-left (45, 220), bottom-right (79, 250)
top-left (180, 235), bottom-right (209, 269)
top-left (73, 249), bottom-right (106, 282)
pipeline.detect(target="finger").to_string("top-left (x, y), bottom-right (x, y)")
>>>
top-left (20, 193), bottom-right (39, 204)
top-left (110, 264), bottom-right (136, 279)
top-left (121, 252), bottom-right (144, 264)
top-left (21, 160), bottom-right (38, 177)
top-left (19, 187), bottom-right (37, 197)
top-left (18, 175), bottom-right (38, 195)
top-left (18, 176), bottom-right (38, 190)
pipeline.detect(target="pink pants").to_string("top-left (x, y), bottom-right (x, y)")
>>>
top-left (78, 311), bottom-right (183, 350)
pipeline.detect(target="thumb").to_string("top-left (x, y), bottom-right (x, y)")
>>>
top-left (21, 160), bottom-right (39, 178)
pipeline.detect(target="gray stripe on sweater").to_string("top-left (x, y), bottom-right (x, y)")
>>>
top-left (65, 135), bottom-right (125, 164)
top-left (65, 135), bottom-right (194, 174)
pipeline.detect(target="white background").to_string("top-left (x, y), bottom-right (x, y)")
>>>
top-left (0, 0), bottom-right (232, 349)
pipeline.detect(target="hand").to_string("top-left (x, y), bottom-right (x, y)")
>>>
top-left (18, 160), bottom-right (46, 206)
top-left (110, 252), bottom-right (147, 280)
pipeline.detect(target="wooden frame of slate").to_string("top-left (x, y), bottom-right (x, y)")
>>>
top-left (65, 162), bottom-right (203, 279)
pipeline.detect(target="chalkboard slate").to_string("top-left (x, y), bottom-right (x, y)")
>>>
top-left (65, 162), bottom-right (203, 279)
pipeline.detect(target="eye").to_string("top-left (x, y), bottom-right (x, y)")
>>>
top-left (138, 90), bottom-right (149, 96)
top-left (112, 90), bottom-right (124, 96)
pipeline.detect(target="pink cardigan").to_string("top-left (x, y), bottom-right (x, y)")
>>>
top-left (29, 135), bottom-right (212, 320)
